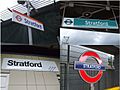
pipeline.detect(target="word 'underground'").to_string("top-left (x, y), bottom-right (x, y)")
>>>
top-left (7, 60), bottom-right (42, 67)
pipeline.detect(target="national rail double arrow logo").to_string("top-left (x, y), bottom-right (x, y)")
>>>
top-left (64, 19), bottom-right (73, 25)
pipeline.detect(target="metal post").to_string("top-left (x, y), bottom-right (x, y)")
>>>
top-left (67, 45), bottom-right (70, 90)
top-left (90, 83), bottom-right (94, 90)
top-left (26, 0), bottom-right (33, 45)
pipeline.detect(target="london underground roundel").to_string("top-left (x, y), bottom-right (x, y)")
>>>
top-left (15, 15), bottom-right (22, 22)
top-left (79, 51), bottom-right (103, 83)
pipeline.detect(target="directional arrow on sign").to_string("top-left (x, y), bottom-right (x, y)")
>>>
top-left (64, 19), bottom-right (73, 25)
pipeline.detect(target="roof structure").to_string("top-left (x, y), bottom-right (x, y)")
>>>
top-left (0, 0), bottom-right (60, 21)
top-left (60, 1), bottom-right (119, 33)
top-left (1, 0), bottom-right (60, 48)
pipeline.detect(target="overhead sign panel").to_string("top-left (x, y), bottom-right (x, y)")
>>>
top-left (62, 18), bottom-right (118, 29)
top-left (2, 58), bottom-right (59, 72)
top-left (12, 10), bottom-right (44, 31)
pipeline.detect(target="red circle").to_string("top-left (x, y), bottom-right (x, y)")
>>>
top-left (79, 51), bottom-right (103, 83)
top-left (16, 15), bottom-right (22, 22)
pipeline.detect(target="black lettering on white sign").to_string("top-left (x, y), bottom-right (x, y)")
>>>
top-left (7, 60), bottom-right (42, 67)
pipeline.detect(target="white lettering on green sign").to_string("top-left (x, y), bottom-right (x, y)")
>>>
top-left (85, 21), bottom-right (108, 26)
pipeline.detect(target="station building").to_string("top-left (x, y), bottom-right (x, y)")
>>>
top-left (60, 1), bottom-right (119, 90)
top-left (1, 1), bottom-right (60, 90)
top-left (1, 45), bottom-right (60, 90)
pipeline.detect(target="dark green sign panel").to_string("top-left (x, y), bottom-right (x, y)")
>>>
top-left (63, 18), bottom-right (118, 29)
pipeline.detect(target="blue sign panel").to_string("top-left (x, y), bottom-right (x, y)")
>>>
top-left (74, 61), bottom-right (105, 71)
top-left (62, 18), bottom-right (118, 29)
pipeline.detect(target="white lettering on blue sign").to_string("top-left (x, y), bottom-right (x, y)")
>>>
top-left (74, 61), bottom-right (105, 71)
top-left (24, 18), bottom-right (42, 30)
top-left (83, 64), bottom-right (101, 70)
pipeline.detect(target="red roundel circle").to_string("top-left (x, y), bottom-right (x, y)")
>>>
top-left (79, 51), bottom-right (103, 83)
top-left (15, 15), bottom-right (22, 22)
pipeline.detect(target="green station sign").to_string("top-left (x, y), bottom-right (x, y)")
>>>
top-left (62, 18), bottom-right (118, 29)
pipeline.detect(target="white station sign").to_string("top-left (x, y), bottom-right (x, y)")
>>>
top-left (12, 10), bottom-right (44, 31)
top-left (2, 58), bottom-right (59, 72)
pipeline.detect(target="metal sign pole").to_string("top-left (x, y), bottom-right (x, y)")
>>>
top-left (27, 0), bottom-right (33, 45)
top-left (67, 45), bottom-right (70, 90)
top-left (90, 83), bottom-right (94, 90)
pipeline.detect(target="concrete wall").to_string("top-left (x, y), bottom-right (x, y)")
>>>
top-left (8, 71), bottom-right (59, 90)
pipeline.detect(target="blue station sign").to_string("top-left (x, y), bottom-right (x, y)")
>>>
top-left (62, 18), bottom-right (118, 29)
top-left (74, 61), bottom-right (105, 71)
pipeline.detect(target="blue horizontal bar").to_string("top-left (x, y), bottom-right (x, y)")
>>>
top-left (74, 62), bottom-right (105, 71)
